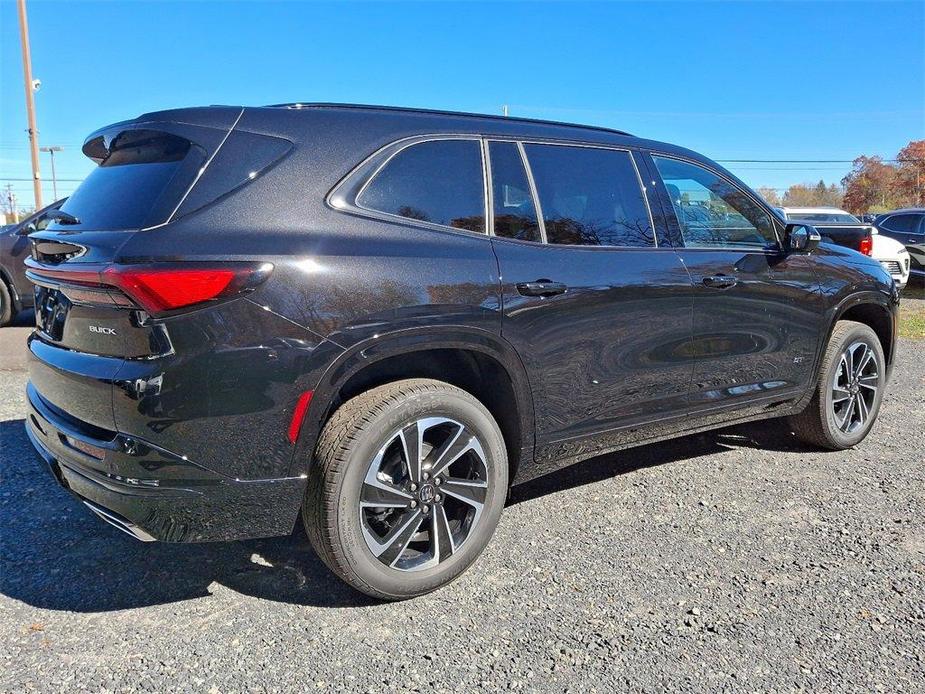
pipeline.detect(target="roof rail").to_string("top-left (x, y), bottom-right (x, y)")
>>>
top-left (265, 102), bottom-right (634, 138)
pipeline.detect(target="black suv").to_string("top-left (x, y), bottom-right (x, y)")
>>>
top-left (1, 198), bottom-right (65, 326)
top-left (875, 209), bottom-right (925, 280)
top-left (25, 104), bottom-right (897, 599)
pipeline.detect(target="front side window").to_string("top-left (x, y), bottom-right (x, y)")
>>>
top-left (357, 139), bottom-right (485, 232)
top-left (653, 156), bottom-right (777, 249)
top-left (523, 144), bottom-right (654, 247)
top-left (489, 141), bottom-right (541, 242)
top-left (880, 214), bottom-right (921, 234)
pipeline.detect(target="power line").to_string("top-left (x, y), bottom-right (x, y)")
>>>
top-left (2, 177), bottom-right (84, 182)
top-left (716, 159), bottom-right (918, 164)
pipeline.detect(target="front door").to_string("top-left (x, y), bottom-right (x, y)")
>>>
top-left (486, 140), bottom-right (695, 471)
top-left (646, 153), bottom-right (824, 421)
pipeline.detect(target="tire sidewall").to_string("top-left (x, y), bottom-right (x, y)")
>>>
top-left (333, 387), bottom-right (508, 599)
top-left (820, 324), bottom-right (885, 447)
top-left (0, 281), bottom-right (12, 326)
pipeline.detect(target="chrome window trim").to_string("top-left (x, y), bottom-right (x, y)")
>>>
top-left (516, 140), bottom-right (548, 244)
top-left (327, 134), bottom-right (489, 237)
top-left (330, 133), bottom-right (662, 248)
top-left (480, 138), bottom-right (494, 240)
top-left (649, 151), bottom-right (784, 251)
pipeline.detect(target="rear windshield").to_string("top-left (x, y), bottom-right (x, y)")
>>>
top-left (55, 130), bottom-right (204, 230)
top-left (784, 212), bottom-right (859, 224)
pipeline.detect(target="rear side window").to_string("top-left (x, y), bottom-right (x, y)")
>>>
top-left (523, 144), bottom-right (654, 247)
top-left (489, 141), bottom-right (541, 242)
top-left (357, 139), bottom-right (485, 232)
top-left (880, 214), bottom-right (921, 234)
top-left (653, 156), bottom-right (777, 249)
top-left (57, 130), bottom-right (205, 230)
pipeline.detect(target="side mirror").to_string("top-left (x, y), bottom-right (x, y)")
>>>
top-left (17, 222), bottom-right (38, 236)
top-left (786, 223), bottom-right (821, 252)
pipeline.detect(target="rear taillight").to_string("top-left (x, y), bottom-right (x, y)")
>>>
top-left (859, 233), bottom-right (873, 257)
top-left (25, 260), bottom-right (273, 316)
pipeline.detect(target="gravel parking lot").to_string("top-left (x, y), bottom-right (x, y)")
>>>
top-left (1, 323), bottom-right (923, 692)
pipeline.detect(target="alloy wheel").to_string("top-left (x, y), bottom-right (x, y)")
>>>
top-left (359, 417), bottom-right (490, 572)
top-left (831, 340), bottom-right (879, 434)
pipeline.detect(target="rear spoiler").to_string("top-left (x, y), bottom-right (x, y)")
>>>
top-left (81, 107), bottom-right (245, 164)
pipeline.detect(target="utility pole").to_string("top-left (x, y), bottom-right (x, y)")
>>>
top-left (502, 105), bottom-right (509, 117)
top-left (4, 184), bottom-right (18, 223)
top-left (40, 146), bottom-right (62, 199)
top-left (17, 0), bottom-right (43, 209)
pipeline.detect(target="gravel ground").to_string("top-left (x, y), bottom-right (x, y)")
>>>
top-left (1, 335), bottom-right (923, 692)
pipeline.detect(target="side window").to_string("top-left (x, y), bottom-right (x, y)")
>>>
top-left (652, 156), bottom-right (777, 249)
top-left (357, 139), bottom-right (485, 232)
top-left (522, 144), bottom-right (654, 247)
top-left (880, 214), bottom-right (919, 234)
top-left (488, 142), bottom-right (541, 242)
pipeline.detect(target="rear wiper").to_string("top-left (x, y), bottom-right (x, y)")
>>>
top-left (46, 210), bottom-right (81, 225)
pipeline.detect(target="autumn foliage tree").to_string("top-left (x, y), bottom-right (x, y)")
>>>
top-left (841, 140), bottom-right (925, 214)
top-left (841, 156), bottom-right (901, 214)
top-left (894, 140), bottom-right (925, 207)
top-left (781, 180), bottom-right (843, 207)
top-left (756, 187), bottom-right (781, 206)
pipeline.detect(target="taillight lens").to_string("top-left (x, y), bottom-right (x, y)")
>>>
top-left (104, 267), bottom-right (238, 313)
top-left (25, 261), bottom-right (273, 316)
top-left (859, 234), bottom-right (873, 256)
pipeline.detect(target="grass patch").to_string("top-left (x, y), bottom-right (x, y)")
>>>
top-left (898, 303), bottom-right (925, 339)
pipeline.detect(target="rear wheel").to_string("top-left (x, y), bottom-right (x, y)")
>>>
top-left (789, 320), bottom-right (885, 450)
top-left (303, 378), bottom-right (508, 600)
top-left (0, 280), bottom-right (13, 327)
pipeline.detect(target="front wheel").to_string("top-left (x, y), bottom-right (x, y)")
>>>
top-left (303, 378), bottom-right (508, 600)
top-left (789, 320), bottom-right (886, 450)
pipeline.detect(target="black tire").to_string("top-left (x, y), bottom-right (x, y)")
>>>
top-left (303, 378), bottom-right (508, 600)
top-left (0, 280), bottom-right (13, 327)
top-left (789, 320), bottom-right (885, 450)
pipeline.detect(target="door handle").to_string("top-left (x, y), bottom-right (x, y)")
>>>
top-left (516, 280), bottom-right (568, 297)
top-left (702, 274), bottom-right (738, 289)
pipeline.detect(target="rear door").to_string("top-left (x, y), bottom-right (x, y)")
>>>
top-left (488, 140), bottom-right (695, 465)
top-left (645, 153), bottom-right (824, 420)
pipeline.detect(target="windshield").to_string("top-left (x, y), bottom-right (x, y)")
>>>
top-left (785, 212), bottom-right (860, 224)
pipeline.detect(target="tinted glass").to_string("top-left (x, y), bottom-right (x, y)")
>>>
top-left (358, 140), bottom-right (485, 232)
top-left (57, 130), bottom-right (203, 230)
top-left (523, 144), bottom-right (654, 247)
top-left (880, 214), bottom-right (921, 234)
top-left (489, 142), bottom-right (541, 242)
top-left (653, 156), bottom-right (777, 249)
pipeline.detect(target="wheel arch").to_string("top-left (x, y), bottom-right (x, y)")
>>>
top-left (0, 264), bottom-right (22, 314)
top-left (289, 327), bottom-right (536, 484)
top-left (827, 290), bottom-right (898, 377)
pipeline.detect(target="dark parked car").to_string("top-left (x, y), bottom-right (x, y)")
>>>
top-left (874, 208), bottom-right (925, 279)
top-left (25, 104), bottom-right (898, 599)
top-left (0, 198), bottom-right (65, 326)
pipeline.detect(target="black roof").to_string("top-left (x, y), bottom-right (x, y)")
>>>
top-left (266, 102), bottom-right (634, 139)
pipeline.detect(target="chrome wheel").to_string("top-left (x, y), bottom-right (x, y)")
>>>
top-left (831, 340), bottom-right (879, 434)
top-left (359, 417), bottom-right (490, 572)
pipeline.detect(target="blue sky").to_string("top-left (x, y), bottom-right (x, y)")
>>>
top-left (2, 0), bottom-right (923, 211)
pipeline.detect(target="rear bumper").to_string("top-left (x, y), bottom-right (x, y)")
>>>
top-left (25, 382), bottom-right (307, 542)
